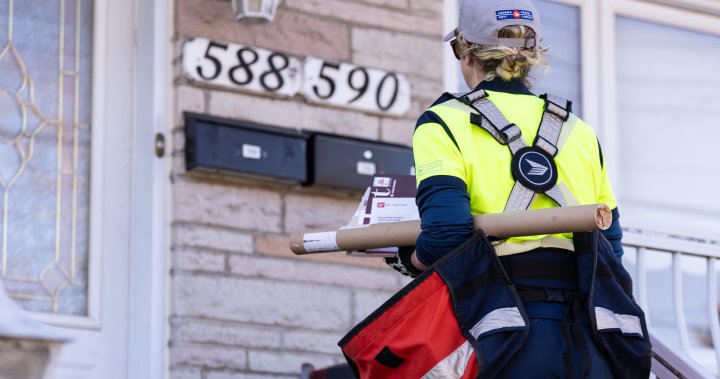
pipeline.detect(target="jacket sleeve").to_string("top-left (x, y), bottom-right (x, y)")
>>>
top-left (412, 109), bottom-right (474, 266)
top-left (414, 176), bottom-right (474, 266)
top-left (602, 208), bottom-right (624, 260)
top-left (595, 139), bottom-right (624, 259)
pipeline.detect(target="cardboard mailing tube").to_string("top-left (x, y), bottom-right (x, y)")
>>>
top-left (289, 203), bottom-right (612, 255)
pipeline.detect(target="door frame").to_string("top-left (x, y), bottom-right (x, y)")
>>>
top-left (127, 0), bottom-right (172, 377)
top-left (28, 0), bottom-right (172, 377)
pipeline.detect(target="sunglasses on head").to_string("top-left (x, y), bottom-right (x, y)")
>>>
top-left (449, 30), bottom-right (462, 60)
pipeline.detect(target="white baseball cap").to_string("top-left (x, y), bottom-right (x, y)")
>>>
top-left (444, 0), bottom-right (543, 48)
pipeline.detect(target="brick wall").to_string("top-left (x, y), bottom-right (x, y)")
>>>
top-left (170, 0), bottom-right (444, 377)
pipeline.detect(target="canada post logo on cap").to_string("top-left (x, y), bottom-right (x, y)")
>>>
top-left (496, 10), bottom-right (534, 20)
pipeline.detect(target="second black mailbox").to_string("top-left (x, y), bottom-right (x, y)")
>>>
top-left (309, 133), bottom-right (414, 191)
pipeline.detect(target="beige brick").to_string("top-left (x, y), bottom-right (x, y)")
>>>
top-left (170, 366), bottom-right (202, 379)
top-left (177, 2), bottom-right (350, 61)
top-left (353, 289), bottom-right (397, 323)
top-left (228, 255), bottom-right (400, 291)
top-left (285, 0), bottom-right (441, 37)
top-left (283, 194), bottom-right (357, 232)
top-left (352, 28), bottom-right (443, 79)
top-left (283, 330), bottom-right (345, 354)
top-left (173, 58), bottom-right (184, 82)
top-left (255, 235), bottom-right (293, 256)
top-left (175, 85), bottom-right (205, 127)
top-left (174, 179), bottom-right (282, 233)
top-left (207, 371), bottom-right (296, 379)
top-left (175, 320), bottom-right (282, 349)
top-left (174, 275), bottom-right (352, 330)
top-left (174, 223), bottom-right (254, 254)
top-left (0, 340), bottom-right (49, 379)
top-left (408, 75), bottom-right (445, 98)
top-left (174, 249), bottom-right (226, 273)
top-left (208, 90), bottom-right (380, 141)
top-left (411, 0), bottom-right (444, 15)
top-left (256, 234), bottom-right (391, 270)
top-left (174, 37), bottom-right (185, 62)
top-left (380, 117), bottom-right (415, 146)
top-left (354, 0), bottom-right (408, 9)
top-left (170, 343), bottom-right (247, 369)
top-left (248, 350), bottom-right (337, 375)
top-left (172, 128), bottom-right (186, 154)
top-left (409, 97), bottom-right (438, 120)
top-left (408, 100), bottom-right (427, 122)
top-left (399, 275), bottom-right (413, 287)
top-left (173, 150), bottom-right (187, 176)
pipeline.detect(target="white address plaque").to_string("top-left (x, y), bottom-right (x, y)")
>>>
top-left (302, 57), bottom-right (410, 116)
top-left (183, 37), bottom-right (410, 116)
top-left (183, 38), bottom-right (303, 98)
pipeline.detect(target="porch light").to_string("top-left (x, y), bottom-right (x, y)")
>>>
top-left (231, 0), bottom-right (279, 22)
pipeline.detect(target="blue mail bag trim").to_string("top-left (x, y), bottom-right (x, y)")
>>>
top-left (574, 231), bottom-right (653, 378)
top-left (434, 230), bottom-right (530, 378)
top-left (338, 230), bottom-right (530, 379)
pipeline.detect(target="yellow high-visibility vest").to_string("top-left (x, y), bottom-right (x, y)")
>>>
top-left (413, 90), bottom-right (617, 255)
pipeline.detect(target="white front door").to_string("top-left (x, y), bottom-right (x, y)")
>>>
top-left (0, 0), bottom-right (169, 378)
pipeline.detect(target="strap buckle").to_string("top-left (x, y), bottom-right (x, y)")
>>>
top-left (515, 287), bottom-right (571, 303)
top-left (541, 94), bottom-right (572, 122)
top-left (500, 124), bottom-right (522, 144)
top-left (544, 289), bottom-right (568, 303)
top-left (533, 135), bottom-right (559, 157)
top-left (461, 89), bottom-right (488, 105)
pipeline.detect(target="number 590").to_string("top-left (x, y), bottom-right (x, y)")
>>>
top-left (302, 57), bottom-right (409, 115)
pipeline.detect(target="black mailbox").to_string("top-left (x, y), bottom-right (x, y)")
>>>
top-left (185, 113), bottom-right (308, 183)
top-left (309, 133), bottom-right (414, 191)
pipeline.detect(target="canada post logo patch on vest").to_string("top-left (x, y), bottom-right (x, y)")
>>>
top-left (511, 147), bottom-right (558, 192)
top-left (496, 10), bottom-right (534, 21)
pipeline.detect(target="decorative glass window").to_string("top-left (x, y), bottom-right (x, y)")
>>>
top-left (0, 0), bottom-right (93, 315)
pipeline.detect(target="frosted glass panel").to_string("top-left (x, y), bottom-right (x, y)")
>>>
top-left (456, 0), bottom-right (582, 115)
top-left (0, 0), bottom-right (93, 315)
top-left (532, 0), bottom-right (582, 114)
top-left (616, 17), bottom-right (720, 236)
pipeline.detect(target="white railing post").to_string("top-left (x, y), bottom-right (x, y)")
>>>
top-left (636, 246), bottom-right (649, 317)
top-left (624, 227), bottom-right (720, 376)
top-left (707, 257), bottom-right (720, 372)
top-left (672, 251), bottom-right (691, 354)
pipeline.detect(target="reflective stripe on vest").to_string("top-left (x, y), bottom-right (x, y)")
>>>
top-left (452, 89), bottom-right (580, 211)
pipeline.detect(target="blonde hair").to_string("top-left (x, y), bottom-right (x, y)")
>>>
top-left (459, 25), bottom-right (548, 88)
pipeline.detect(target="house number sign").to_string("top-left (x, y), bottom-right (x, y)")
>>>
top-left (183, 37), bottom-right (411, 116)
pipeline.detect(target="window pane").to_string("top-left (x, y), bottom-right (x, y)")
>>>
top-left (616, 17), bottom-right (720, 236)
top-left (532, 0), bottom-right (582, 115)
top-left (0, 0), bottom-right (93, 315)
top-left (455, 0), bottom-right (582, 114)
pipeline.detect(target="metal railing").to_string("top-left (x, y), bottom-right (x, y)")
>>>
top-left (623, 227), bottom-right (720, 378)
top-left (651, 333), bottom-right (715, 379)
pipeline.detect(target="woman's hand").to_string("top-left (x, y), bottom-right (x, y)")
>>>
top-left (383, 247), bottom-right (424, 278)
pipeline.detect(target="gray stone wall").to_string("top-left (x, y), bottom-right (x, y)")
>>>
top-left (170, 0), bottom-right (445, 377)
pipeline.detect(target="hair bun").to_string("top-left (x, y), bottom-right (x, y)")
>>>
top-left (463, 25), bottom-right (548, 87)
top-left (498, 53), bottom-right (530, 80)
